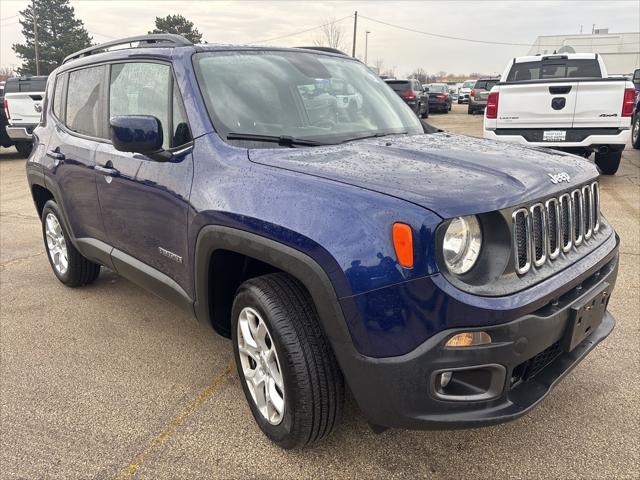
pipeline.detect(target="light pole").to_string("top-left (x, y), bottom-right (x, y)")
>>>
top-left (364, 30), bottom-right (371, 65)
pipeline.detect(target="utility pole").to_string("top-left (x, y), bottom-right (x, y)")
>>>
top-left (364, 30), bottom-right (371, 65)
top-left (32, 0), bottom-right (40, 75)
top-left (352, 11), bottom-right (357, 58)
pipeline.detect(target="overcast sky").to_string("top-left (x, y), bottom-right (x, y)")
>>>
top-left (1, 0), bottom-right (638, 76)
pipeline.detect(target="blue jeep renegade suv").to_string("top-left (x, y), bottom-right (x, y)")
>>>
top-left (26, 35), bottom-right (619, 449)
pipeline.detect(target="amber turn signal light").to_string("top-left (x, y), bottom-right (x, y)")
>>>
top-left (445, 331), bottom-right (492, 348)
top-left (393, 223), bottom-right (414, 268)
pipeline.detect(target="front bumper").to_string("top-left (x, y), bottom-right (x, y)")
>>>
top-left (339, 249), bottom-right (618, 430)
top-left (483, 127), bottom-right (630, 148)
top-left (6, 125), bottom-right (35, 141)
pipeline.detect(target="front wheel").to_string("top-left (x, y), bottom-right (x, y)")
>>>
top-left (632, 114), bottom-right (640, 149)
top-left (232, 273), bottom-right (344, 449)
top-left (594, 151), bottom-right (622, 175)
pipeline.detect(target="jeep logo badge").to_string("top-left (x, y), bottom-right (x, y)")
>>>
top-left (551, 97), bottom-right (566, 110)
top-left (548, 172), bottom-right (571, 184)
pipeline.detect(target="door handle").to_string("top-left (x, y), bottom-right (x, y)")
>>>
top-left (46, 150), bottom-right (65, 161)
top-left (95, 165), bottom-right (120, 177)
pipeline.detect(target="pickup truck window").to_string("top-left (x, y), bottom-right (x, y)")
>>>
top-left (507, 59), bottom-right (601, 82)
top-left (194, 51), bottom-right (422, 147)
top-left (66, 66), bottom-right (105, 138)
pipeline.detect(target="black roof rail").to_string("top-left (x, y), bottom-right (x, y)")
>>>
top-left (296, 46), bottom-right (348, 56)
top-left (63, 34), bottom-right (193, 64)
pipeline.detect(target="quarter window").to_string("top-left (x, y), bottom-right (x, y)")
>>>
top-left (52, 73), bottom-right (66, 120)
top-left (66, 66), bottom-right (104, 137)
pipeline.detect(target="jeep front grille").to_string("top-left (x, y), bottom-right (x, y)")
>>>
top-left (512, 182), bottom-right (600, 275)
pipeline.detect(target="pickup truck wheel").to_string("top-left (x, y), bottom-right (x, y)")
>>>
top-left (632, 114), bottom-right (640, 149)
top-left (594, 151), bottom-right (622, 175)
top-left (41, 200), bottom-right (100, 286)
top-left (14, 141), bottom-right (33, 158)
top-left (232, 273), bottom-right (344, 449)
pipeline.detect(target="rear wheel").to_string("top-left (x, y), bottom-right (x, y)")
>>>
top-left (421, 105), bottom-right (429, 118)
top-left (232, 273), bottom-right (344, 449)
top-left (41, 200), bottom-right (100, 286)
top-left (594, 151), bottom-right (622, 175)
top-left (632, 113), bottom-right (640, 149)
top-left (14, 141), bottom-right (33, 158)
top-left (467, 106), bottom-right (474, 115)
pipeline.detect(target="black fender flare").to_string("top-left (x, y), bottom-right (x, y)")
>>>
top-left (193, 225), bottom-right (354, 348)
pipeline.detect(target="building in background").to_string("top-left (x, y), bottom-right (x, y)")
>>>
top-left (528, 30), bottom-right (639, 74)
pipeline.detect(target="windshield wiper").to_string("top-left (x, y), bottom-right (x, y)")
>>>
top-left (226, 132), bottom-right (327, 147)
top-left (338, 130), bottom-right (409, 144)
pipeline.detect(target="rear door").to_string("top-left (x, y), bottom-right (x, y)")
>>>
top-left (44, 66), bottom-right (106, 242)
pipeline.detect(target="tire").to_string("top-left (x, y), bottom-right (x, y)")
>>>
top-left (15, 141), bottom-right (33, 158)
top-left (457, 99), bottom-right (462, 104)
top-left (594, 151), bottom-right (622, 175)
top-left (443, 106), bottom-right (449, 114)
top-left (467, 106), bottom-right (474, 115)
top-left (632, 113), bottom-right (640, 149)
top-left (421, 106), bottom-right (429, 118)
top-left (41, 200), bottom-right (101, 286)
top-left (448, 103), bottom-right (452, 111)
top-left (232, 273), bottom-right (344, 449)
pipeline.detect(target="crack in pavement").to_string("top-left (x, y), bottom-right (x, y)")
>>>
top-left (0, 252), bottom-right (45, 270)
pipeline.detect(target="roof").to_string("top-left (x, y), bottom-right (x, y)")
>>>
top-left (514, 53), bottom-right (598, 63)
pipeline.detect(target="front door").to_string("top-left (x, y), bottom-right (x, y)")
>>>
top-left (94, 61), bottom-right (194, 291)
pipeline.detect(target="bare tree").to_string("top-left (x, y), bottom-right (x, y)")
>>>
top-left (382, 66), bottom-right (396, 78)
top-left (409, 68), bottom-right (428, 84)
top-left (0, 66), bottom-right (15, 82)
top-left (314, 16), bottom-right (348, 53)
top-left (373, 57), bottom-right (384, 75)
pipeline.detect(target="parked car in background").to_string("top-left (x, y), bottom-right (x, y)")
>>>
top-left (631, 68), bottom-right (640, 150)
top-left (457, 80), bottom-right (475, 104)
top-left (425, 83), bottom-right (452, 113)
top-left (484, 54), bottom-right (635, 174)
top-left (0, 81), bottom-right (13, 149)
top-left (29, 35), bottom-right (620, 450)
top-left (385, 79), bottom-right (429, 117)
top-left (468, 77), bottom-right (499, 114)
top-left (3, 75), bottom-right (47, 157)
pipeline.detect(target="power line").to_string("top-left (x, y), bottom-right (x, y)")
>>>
top-left (359, 14), bottom-right (640, 48)
top-left (0, 14), bottom-right (20, 22)
top-left (247, 14), bottom-right (353, 45)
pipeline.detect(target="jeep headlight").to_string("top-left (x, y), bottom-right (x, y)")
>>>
top-left (442, 216), bottom-right (482, 274)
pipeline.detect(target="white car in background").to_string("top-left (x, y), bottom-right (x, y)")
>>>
top-left (3, 75), bottom-right (47, 157)
top-left (483, 53), bottom-right (635, 175)
top-left (457, 80), bottom-right (475, 104)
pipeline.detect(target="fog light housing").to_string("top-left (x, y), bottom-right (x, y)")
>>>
top-left (440, 371), bottom-right (453, 388)
top-left (445, 331), bottom-right (491, 348)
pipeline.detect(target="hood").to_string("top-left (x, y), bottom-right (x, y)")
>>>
top-left (248, 133), bottom-right (598, 218)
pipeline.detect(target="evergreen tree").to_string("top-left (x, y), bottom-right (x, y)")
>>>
top-left (149, 14), bottom-right (203, 43)
top-left (12, 0), bottom-right (92, 75)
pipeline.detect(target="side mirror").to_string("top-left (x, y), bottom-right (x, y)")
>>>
top-left (633, 69), bottom-right (640, 84)
top-left (110, 115), bottom-right (171, 161)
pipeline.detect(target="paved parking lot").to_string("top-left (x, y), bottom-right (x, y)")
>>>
top-left (1, 104), bottom-right (638, 479)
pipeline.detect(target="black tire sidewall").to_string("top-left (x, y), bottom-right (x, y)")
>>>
top-left (41, 201), bottom-right (73, 284)
top-left (231, 286), bottom-right (299, 447)
top-left (15, 141), bottom-right (33, 158)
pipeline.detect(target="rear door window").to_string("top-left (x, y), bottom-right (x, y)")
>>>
top-left (66, 66), bottom-right (105, 138)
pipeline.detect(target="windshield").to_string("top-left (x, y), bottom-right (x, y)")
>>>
top-left (462, 81), bottom-right (475, 88)
top-left (428, 84), bottom-right (447, 93)
top-left (194, 51), bottom-right (423, 147)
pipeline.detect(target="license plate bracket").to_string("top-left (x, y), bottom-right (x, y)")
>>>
top-left (562, 283), bottom-right (610, 352)
top-left (543, 130), bottom-right (566, 142)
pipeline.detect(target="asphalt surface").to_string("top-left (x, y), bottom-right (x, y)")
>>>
top-left (1, 104), bottom-right (638, 479)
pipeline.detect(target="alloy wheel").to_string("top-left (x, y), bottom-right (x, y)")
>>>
top-left (237, 306), bottom-right (285, 425)
top-left (45, 213), bottom-right (68, 275)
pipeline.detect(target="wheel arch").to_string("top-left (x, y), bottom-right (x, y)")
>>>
top-left (193, 225), bottom-right (353, 348)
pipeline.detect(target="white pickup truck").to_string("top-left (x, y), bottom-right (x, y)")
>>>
top-left (3, 75), bottom-right (47, 157)
top-left (483, 53), bottom-right (635, 174)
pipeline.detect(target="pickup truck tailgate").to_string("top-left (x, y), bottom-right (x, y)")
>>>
top-left (573, 80), bottom-right (627, 128)
top-left (5, 92), bottom-right (43, 124)
top-left (496, 82), bottom-right (578, 128)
